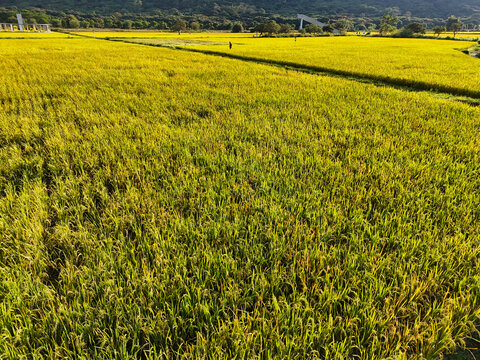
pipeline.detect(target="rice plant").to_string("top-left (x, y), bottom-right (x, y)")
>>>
top-left (0, 37), bottom-right (479, 359)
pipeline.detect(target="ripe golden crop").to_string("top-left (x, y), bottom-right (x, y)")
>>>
top-left (1, 37), bottom-right (479, 359)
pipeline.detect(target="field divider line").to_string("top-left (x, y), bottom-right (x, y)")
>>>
top-left (95, 36), bottom-right (480, 106)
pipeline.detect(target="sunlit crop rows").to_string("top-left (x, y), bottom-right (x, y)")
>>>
top-left (438, 32), bottom-right (480, 39)
top-left (1, 38), bottom-right (479, 359)
top-left (72, 30), bottom-right (251, 39)
top-left (164, 35), bottom-right (480, 97)
top-left (0, 31), bottom-right (73, 38)
top-left (81, 30), bottom-right (480, 99)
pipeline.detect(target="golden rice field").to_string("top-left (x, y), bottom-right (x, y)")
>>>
top-left (0, 35), bottom-right (479, 359)
top-left (72, 30), bottom-right (251, 39)
top-left (182, 36), bottom-right (480, 97)
top-left (0, 31), bottom-right (73, 38)
top-left (91, 32), bottom-right (480, 97)
top-left (438, 32), bottom-right (480, 39)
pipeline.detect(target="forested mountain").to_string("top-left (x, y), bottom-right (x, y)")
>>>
top-left (1, 0), bottom-right (479, 30)
top-left (1, 0), bottom-right (479, 18)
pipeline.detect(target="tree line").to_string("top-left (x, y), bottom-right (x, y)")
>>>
top-left (378, 14), bottom-right (466, 37)
top-left (0, 8), bottom-right (475, 36)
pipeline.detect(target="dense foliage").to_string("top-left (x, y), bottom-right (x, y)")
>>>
top-left (1, 0), bottom-right (480, 29)
top-left (1, 0), bottom-right (479, 18)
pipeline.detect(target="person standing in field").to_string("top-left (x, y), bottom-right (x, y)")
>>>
top-left (229, 42), bottom-right (232, 49)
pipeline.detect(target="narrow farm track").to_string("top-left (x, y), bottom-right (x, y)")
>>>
top-left (105, 37), bottom-right (480, 106)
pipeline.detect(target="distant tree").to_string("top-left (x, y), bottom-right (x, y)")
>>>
top-left (157, 21), bottom-right (168, 30)
top-left (446, 16), bottom-right (461, 32)
top-left (305, 24), bottom-right (322, 34)
top-left (66, 15), bottom-right (80, 28)
top-left (231, 22), bottom-right (244, 33)
top-left (322, 24), bottom-right (334, 33)
top-left (104, 18), bottom-right (114, 28)
top-left (190, 21), bottom-right (201, 30)
top-left (279, 23), bottom-right (293, 34)
top-left (334, 18), bottom-right (353, 32)
top-left (396, 22), bottom-right (425, 37)
top-left (51, 18), bottom-right (62, 28)
top-left (446, 16), bottom-right (463, 37)
top-left (450, 22), bottom-right (463, 37)
top-left (201, 20), bottom-right (214, 30)
top-left (123, 20), bottom-right (133, 29)
top-left (220, 21), bottom-right (233, 30)
top-left (35, 13), bottom-right (49, 24)
top-left (433, 25), bottom-right (446, 36)
top-left (404, 22), bottom-right (426, 34)
top-left (133, 20), bottom-right (143, 28)
top-left (95, 19), bottom-right (105, 28)
top-left (171, 19), bottom-right (187, 32)
top-left (80, 20), bottom-right (90, 28)
top-left (357, 24), bottom-right (367, 32)
top-left (254, 22), bottom-right (266, 34)
top-left (379, 14), bottom-right (399, 35)
top-left (264, 20), bottom-right (280, 34)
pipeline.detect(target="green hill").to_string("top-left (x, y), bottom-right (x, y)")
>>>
top-left (1, 0), bottom-right (479, 18)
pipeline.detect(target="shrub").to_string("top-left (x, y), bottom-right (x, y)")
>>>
top-left (232, 22), bottom-right (244, 33)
